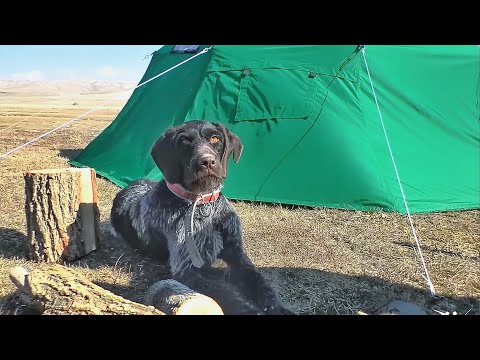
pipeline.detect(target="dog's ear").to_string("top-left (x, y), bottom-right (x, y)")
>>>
top-left (150, 126), bottom-right (182, 184)
top-left (215, 123), bottom-right (244, 178)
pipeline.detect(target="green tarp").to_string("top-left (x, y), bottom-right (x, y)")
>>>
top-left (70, 45), bottom-right (480, 214)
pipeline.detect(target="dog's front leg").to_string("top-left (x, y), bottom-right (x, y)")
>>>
top-left (218, 212), bottom-right (288, 315)
top-left (173, 267), bottom-right (263, 315)
top-left (220, 242), bottom-right (287, 315)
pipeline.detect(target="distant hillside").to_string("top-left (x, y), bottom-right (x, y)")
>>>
top-left (0, 80), bottom-right (137, 97)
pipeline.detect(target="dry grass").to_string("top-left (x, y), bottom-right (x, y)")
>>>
top-left (0, 82), bottom-right (479, 315)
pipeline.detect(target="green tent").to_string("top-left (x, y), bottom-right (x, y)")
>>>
top-left (70, 45), bottom-right (480, 214)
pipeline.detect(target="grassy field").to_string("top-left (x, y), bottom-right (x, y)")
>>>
top-left (0, 81), bottom-right (478, 315)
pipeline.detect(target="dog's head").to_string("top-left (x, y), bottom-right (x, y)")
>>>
top-left (151, 120), bottom-right (243, 194)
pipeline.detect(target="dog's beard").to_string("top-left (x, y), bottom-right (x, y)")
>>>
top-left (185, 175), bottom-right (223, 194)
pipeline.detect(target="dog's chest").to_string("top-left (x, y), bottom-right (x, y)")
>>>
top-left (165, 205), bottom-right (224, 274)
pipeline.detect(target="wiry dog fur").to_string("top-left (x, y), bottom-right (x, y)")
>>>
top-left (110, 120), bottom-right (291, 315)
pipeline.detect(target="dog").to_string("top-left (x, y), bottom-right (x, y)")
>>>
top-left (110, 120), bottom-right (291, 315)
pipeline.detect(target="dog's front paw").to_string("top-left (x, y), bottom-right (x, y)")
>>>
top-left (263, 303), bottom-right (294, 315)
top-left (258, 291), bottom-right (285, 315)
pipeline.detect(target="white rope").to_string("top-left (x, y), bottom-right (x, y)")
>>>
top-left (190, 196), bottom-right (203, 235)
top-left (361, 46), bottom-right (436, 296)
top-left (0, 46), bottom-right (213, 161)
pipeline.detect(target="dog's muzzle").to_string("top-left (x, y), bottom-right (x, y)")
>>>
top-left (198, 154), bottom-right (216, 171)
top-left (191, 154), bottom-right (222, 180)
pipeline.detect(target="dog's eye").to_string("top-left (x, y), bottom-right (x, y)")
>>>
top-left (210, 136), bottom-right (220, 144)
top-left (179, 137), bottom-right (191, 145)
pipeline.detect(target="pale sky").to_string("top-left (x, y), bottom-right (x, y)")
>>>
top-left (0, 45), bottom-right (164, 82)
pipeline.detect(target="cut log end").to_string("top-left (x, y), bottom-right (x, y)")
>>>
top-left (9, 266), bottom-right (29, 290)
top-left (145, 279), bottom-right (224, 315)
top-left (174, 296), bottom-right (224, 315)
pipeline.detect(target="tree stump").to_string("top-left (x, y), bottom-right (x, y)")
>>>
top-left (24, 167), bottom-right (101, 263)
top-left (145, 279), bottom-right (224, 315)
top-left (9, 265), bottom-right (165, 315)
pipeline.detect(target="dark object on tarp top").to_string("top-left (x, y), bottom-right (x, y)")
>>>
top-left (171, 45), bottom-right (201, 54)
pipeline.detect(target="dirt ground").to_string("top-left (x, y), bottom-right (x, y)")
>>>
top-left (0, 81), bottom-right (479, 315)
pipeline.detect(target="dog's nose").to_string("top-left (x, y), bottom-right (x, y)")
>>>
top-left (199, 155), bottom-right (216, 170)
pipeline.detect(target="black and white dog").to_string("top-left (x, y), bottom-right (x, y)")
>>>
top-left (110, 120), bottom-right (291, 315)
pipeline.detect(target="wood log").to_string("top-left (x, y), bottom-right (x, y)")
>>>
top-left (9, 265), bottom-right (165, 315)
top-left (144, 279), bottom-right (224, 315)
top-left (24, 167), bottom-right (101, 263)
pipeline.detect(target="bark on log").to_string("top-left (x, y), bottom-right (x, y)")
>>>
top-left (9, 265), bottom-right (165, 315)
top-left (145, 279), bottom-right (224, 315)
top-left (24, 167), bottom-right (101, 263)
